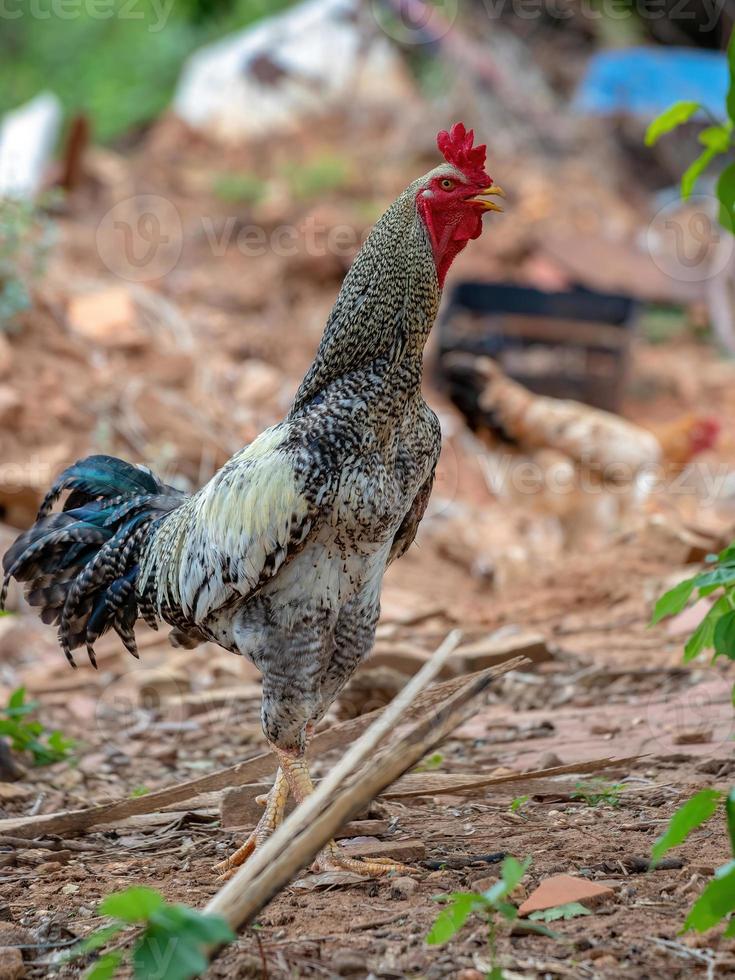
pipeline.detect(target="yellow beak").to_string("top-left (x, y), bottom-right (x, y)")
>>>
top-left (470, 185), bottom-right (506, 213)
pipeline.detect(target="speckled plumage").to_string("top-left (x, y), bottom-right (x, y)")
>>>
top-left (2, 139), bottom-right (495, 761)
top-left (138, 174), bottom-right (444, 750)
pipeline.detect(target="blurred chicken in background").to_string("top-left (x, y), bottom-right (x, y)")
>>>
top-left (445, 355), bottom-right (721, 545)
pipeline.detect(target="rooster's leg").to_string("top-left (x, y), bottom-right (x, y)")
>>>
top-left (213, 767), bottom-right (289, 880)
top-left (275, 748), bottom-right (416, 878)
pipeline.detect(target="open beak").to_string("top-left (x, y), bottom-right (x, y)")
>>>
top-left (470, 185), bottom-right (506, 213)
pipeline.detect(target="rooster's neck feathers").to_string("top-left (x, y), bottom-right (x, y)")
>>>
top-left (291, 183), bottom-right (439, 416)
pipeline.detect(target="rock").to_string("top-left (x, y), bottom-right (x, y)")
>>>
top-left (456, 630), bottom-right (552, 671)
top-left (34, 862), bottom-right (64, 875)
top-left (332, 950), bottom-right (366, 976)
top-left (67, 288), bottom-right (145, 349)
top-left (536, 751), bottom-right (564, 770)
top-left (518, 874), bottom-right (614, 917)
top-left (0, 947), bottom-right (24, 979)
top-left (173, 0), bottom-right (415, 141)
top-left (221, 784), bottom-right (291, 829)
top-left (0, 924), bottom-right (33, 946)
top-left (470, 874), bottom-right (497, 893)
top-left (0, 92), bottom-right (62, 199)
top-left (339, 838), bottom-right (425, 864)
top-left (0, 783), bottom-right (31, 803)
top-left (673, 730), bottom-right (714, 745)
top-left (389, 876), bottom-right (419, 900)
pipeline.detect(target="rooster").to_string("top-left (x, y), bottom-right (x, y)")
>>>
top-left (447, 355), bottom-right (719, 481)
top-left (444, 356), bottom-right (720, 545)
top-left (1, 123), bottom-right (503, 879)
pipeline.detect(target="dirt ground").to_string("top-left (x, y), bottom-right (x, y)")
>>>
top-left (1, 112), bottom-right (735, 979)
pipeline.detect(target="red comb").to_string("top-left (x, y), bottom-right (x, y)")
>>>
top-left (436, 122), bottom-right (490, 184)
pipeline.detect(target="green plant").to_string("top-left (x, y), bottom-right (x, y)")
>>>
top-left (0, 0), bottom-right (295, 143)
top-left (0, 687), bottom-right (74, 766)
top-left (509, 795), bottom-right (530, 814)
top-left (652, 561), bottom-right (735, 937)
top-left (650, 788), bottom-right (735, 937)
top-left (645, 29), bottom-right (735, 230)
top-left (0, 197), bottom-right (56, 330)
top-left (413, 751), bottom-right (444, 773)
top-left (212, 172), bottom-right (267, 205)
top-left (571, 778), bottom-right (624, 808)
top-left (426, 856), bottom-right (552, 979)
top-left (283, 155), bottom-right (350, 201)
top-left (652, 543), bottom-right (735, 700)
top-left (70, 887), bottom-right (234, 980)
top-left (528, 902), bottom-right (591, 923)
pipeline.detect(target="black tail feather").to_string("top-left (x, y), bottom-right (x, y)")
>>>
top-left (2, 454), bottom-right (185, 667)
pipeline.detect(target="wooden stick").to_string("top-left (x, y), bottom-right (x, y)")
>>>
top-left (205, 657), bottom-right (507, 929)
top-left (382, 755), bottom-right (644, 798)
top-left (1, 639), bottom-right (524, 841)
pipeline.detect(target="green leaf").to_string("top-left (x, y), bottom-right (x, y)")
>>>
top-left (684, 863), bottom-right (735, 932)
top-left (72, 925), bottom-right (125, 956)
top-left (714, 610), bottom-right (735, 660)
top-left (725, 917), bottom-right (735, 938)
top-left (726, 789), bottom-right (735, 857)
top-left (692, 566), bottom-right (735, 590)
top-left (482, 858), bottom-right (526, 906)
top-left (651, 578), bottom-right (696, 625)
top-left (698, 124), bottom-right (732, 153)
top-left (684, 597), bottom-right (731, 662)
top-left (529, 901), bottom-right (592, 922)
top-left (133, 925), bottom-right (208, 980)
top-left (7, 687), bottom-right (26, 711)
top-left (645, 101), bottom-right (700, 146)
top-left (426, 893), bottom-right (481, 945)
top-left (510, 795), bottom-right (530, 813)
top-left (652, 790), bottom-right (722, 866)
top-left (500, 855), bottom-right (531, 893)
top-left (150, 906), bottom-right (234, 946)
top-left (681, 147), bottom-right (719, 200)
top-left (717, 163), bottom-right (735, 233)
top-left (100, 887), bottom-right (165, 923)
top-left (85, 951), bottom-right (123, 980)
top-left (495, 900), bottom-right (519, 922)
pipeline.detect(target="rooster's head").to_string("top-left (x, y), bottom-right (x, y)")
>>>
top-left (416, 122), bottom-right (503, 287)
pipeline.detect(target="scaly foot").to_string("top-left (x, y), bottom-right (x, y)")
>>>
top-left (272, 748), bottom-right (419, 879)
top-left (213, 768), bottom-right (288, 881)
top-left (313, 839), bottom-right (417, 877)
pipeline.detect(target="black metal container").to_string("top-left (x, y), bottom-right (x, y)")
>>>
top-left (437, 282), bottom-right (638, 413)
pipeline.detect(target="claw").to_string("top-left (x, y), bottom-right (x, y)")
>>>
top-left (313, 841), bottom-right (419, 878)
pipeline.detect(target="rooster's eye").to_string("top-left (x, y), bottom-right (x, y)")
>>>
top-left (440, 178), bottom-right (454, 190)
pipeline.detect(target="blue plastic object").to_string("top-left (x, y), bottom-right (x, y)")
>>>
top-left (573, 46), bottom-right (728, 118)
